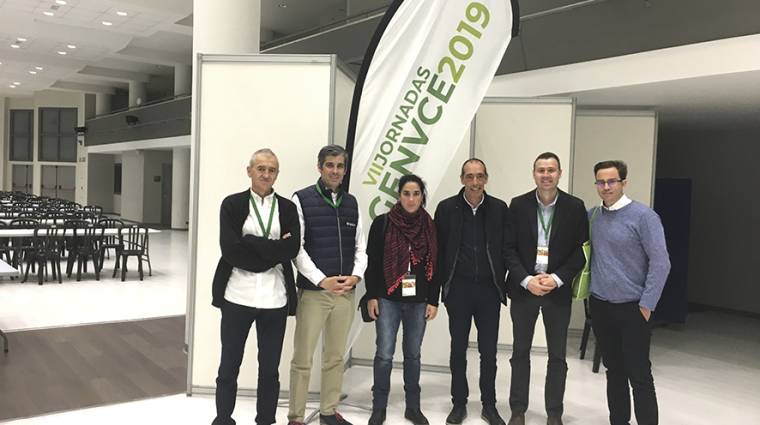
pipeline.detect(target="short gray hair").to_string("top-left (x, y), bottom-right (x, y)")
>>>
top-left (317, 145), bottom-right (348, 168)
top-left (250, 148), bottom-right (278, 165)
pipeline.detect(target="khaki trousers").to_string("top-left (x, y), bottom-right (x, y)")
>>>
top-left (288, 289), bottom-right (355, 421)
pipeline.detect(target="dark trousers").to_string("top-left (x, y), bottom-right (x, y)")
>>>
top-left (446, 281), bottom-right (501, 407)
top-left (590, 297), bottom-right (658, 425)
top-left (213, 300), bottom-right (288, 425)
top-left (509, 294), bottom-right (571, 417)
top-left (372, 298), bottom-right (428, 410)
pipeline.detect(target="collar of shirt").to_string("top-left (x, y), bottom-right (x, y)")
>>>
top-left (535, 190), bottom-right (558, 209)
top-left (602, 194), bottom-right (632, 211)
top-left (462, 192), bottom-right (485, 215)
top-left (250, 188), bottom-right (275, 205)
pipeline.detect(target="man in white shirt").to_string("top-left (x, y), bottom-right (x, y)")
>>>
top-left (211, 149), bottom-right (301, 425)
top-left (287, 145), bottom-right (368, 425)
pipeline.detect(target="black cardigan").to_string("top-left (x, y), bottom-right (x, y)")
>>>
top-left (364, 213), bottom-right (440, 306)
top-left (211, 189), bottom-right (301, 315)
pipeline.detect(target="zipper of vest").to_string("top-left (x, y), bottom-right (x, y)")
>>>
top-left (336, 208), bottom-right (344, 275)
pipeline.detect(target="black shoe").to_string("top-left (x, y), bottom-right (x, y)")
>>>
top-left (507, 413), bottom-right (525, 425)
top-left (368, 409), bottom-right (386, 425)
top-left (320, 412), bottom-right (353, 425)
top-left (481, 405), bottom-right (506, 425)
top-left (547, 416), bottom-right (563, 425)
top-left (446, 405), bottom-right (467, 425)
top-left (404, 408), bottom-right (430, 425)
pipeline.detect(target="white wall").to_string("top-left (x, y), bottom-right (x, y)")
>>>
top-left (171, 147), bottom-right (191, 229)
top-left (0, 97), bottom-right (6, 189)
top-left (657, 126), bottom-right (760, 314)
top-left (86, 153), bottom-right (115, 212)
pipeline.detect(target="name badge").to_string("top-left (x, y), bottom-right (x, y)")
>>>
top-left (536, 246), bottom-right (549, 266)
top-left (402, 274), bottom-right (417, 297)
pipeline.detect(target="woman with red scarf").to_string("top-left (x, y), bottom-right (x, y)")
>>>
top-left (365, 174), bottom-right (440, 425)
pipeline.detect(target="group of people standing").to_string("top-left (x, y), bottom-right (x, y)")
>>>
top-left (210, 145), bottom-right (670, 425)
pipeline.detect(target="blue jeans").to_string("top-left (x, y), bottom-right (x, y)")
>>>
top-left (372, 298), bottom-right (427, 410)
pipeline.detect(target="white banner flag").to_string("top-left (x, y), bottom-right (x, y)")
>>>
top-left (347, 0), bottom-right (519, 219)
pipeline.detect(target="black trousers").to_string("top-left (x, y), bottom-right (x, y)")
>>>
top-left (590, 296), bottom-right (658, 425)
top-left (446, 281), bottom-right (502, 407)
top-left (213, 300), bottom-right (288, 425)
top-left (509, 294), bottom-right (571, 417)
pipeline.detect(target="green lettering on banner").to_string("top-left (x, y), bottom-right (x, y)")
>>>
top-left (390, 145), bottom-right (420, 176)
top-left (401, 119), bottom-right (429, 145)
top-left (378, 172), bottom-right (400, 202)
top-left (427, 73), bottom-right (455, 103)
top-left (417, 97), bottom-right (442, 125)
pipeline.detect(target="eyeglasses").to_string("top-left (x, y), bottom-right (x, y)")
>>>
top-left (594, 179), bottom-right (624, 187)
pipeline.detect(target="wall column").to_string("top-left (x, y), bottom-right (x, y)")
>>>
top-left (128, 81), bottom-right (146, 108)
top-left (174, 65), bottom-right (192, 96)
top-left (171, 147), bottom-right (190, 229)
top-left (95, 93), bottom-right (112, 115)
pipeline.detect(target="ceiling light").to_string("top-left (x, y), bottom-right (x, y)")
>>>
top-left (56, 0), bottom-right (67, 4)
top-left (116, 11), bottom-right (128, 16)
top-left (13, 82), bottom-right (20, 85)
top-left (35, 66), bottom-right (43, 70)
top-left (10, 44), bottom-right (20, 49)
top-left (9, 85), bottom-right (16, 88)
top-left (102, 21), bottom-right (113, 26)
top-left (57, 51), bottom-right (67, 55)
top-left (29, 70), bottom-right (37, 74)
top-left (17, 37), bottom-right (27, 42)
top-left (67, 44), bottom-right (77, 49)
top-left (43, 11), bottom-right (54, 16)
top-left (278, 3), bottom-right (287, 8)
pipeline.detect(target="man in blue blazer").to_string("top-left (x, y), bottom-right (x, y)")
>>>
top-left (505, 152), bottom-right (588, 425)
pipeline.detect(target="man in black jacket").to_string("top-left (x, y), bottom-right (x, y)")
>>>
top-left (211, 148), bottom-right (301, 425)
top-left (504, 152), bottom-right (588, 425)
top-left (434, 158), bottom-right (511, 425)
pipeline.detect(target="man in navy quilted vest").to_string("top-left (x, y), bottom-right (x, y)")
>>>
top-left (287, 145), bottom-right (368, 425)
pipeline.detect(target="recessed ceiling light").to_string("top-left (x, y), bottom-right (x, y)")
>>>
top-left (29, 70), bottom-right (37, 74)
top-left (9, 85), bottom-right (16, 88)
top-left (56, 0), bottom-right (67, 4)
top-left (10, 44), bottom-right (20, 49)
top-left (102, 21), bottom-right (113, 26)
top-left (116, 11), bottom-right (128, 16)
top-left (67, 44), bottom-right (77, 49)
top-left (13, 82), bottom-right (20, 85)
top-left (17, 37), bottom-right (27, 42)
top-left (43, 11), bottom-right (54, 16)
top-left (57, 51), bottom-right (67, 55)
top-left (35, 66), bottom-right (43, 70)
top-left (278, 3), bottom-right (287, 8)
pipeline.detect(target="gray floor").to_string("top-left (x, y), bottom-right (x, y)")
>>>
top-left (0, 316), bottom-right (186, 421)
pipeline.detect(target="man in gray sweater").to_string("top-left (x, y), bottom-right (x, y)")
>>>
top-left (589, 160), bottom-right (670, 425)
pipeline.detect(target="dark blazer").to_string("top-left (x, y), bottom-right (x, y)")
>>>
top-left (211, 189), bottom-right (301, 315)
top-left (505, 189), bottom-right (588, 303)
top-left (433, 188), bottom-right (511, 304)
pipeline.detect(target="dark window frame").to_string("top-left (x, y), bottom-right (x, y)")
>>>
top-left (114, 163), bottom-right (122, 195)
top-left (9, 109), bottom-right (34, 161)
top-left (38, 107), bottom-right (78, 162)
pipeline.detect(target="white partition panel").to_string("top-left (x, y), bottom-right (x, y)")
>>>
top-left (188, 54), bottom-right (354, 395)
top-left (474, 98), bottom-right (575, 350)
top-left (568, 110), bottom-right (657, 330)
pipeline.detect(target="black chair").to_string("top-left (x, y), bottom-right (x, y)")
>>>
top-left (579, 298), bottom-right (603, 373)
top-left (0, 221), bottom-right (12, 264)
top-left (23, 226), bottom-right (66, 285)
top-left (113, 225), bottom-right (148, 281)
top-left (97, 218), bottom-right (124, 272)
top-left (83, 205), bottom-right (103, 220)
top-left (64, 219), bottom-right (101, 281)
top-left (8, 218), bottom-right (39, 271)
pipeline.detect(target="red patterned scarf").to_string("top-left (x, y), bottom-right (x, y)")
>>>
top-left (383, 202), bottom-right (437, 295)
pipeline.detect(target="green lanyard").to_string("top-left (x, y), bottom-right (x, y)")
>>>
top-left (315, 184), bottom-right (342, 209)
top-left (537, 205), bottom-right (554, 240)
top-left (249, 194), bottom-right (277, 239)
